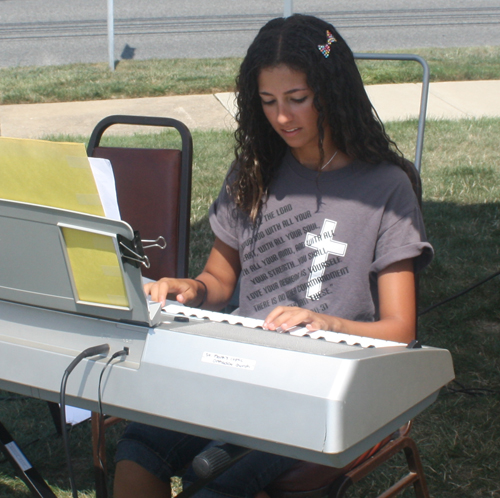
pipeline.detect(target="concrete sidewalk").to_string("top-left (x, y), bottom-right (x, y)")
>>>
top-left (1, 80), bottom-right (499, 140)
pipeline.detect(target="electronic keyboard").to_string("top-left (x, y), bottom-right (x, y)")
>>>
top-left (0, 299), bottom-right (455, 467)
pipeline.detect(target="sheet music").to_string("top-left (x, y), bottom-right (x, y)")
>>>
top-left (0, 137), bottom-right (104, 216)
top-left (88, 157), bottom-right (121, 220)
top-left (65, 405), bottom-right (91, 425)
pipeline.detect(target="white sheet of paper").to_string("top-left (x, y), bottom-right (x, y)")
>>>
top-left (65, 405), bottom-right (91, 425)
top-left (89, 157), bottom-right (121, 220)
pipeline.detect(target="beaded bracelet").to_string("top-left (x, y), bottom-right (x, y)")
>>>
top-left (193, 279), bottom-right (208, 308)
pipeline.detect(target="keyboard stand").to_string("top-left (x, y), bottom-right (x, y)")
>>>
top-left (0, 420), bottom-right (57, 498)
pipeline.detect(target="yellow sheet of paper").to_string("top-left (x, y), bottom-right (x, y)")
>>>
top-left (0, 137), bottom-right (128, 307)
top-left (62, 228), bottom-right (129, 308)
top-left (0, 137), bottom-right (104, 216)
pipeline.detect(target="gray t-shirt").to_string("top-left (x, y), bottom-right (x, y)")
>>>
top-left (209, 150), bottom-right (433, 320)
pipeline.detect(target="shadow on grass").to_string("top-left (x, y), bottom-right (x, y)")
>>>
top-left (188, 215), bottom-right (214, 277)
top-left (1, 196), bottom-right (499, 498)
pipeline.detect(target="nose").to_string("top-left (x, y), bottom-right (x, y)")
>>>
top-left (276, 103), bottom-right (292, 125)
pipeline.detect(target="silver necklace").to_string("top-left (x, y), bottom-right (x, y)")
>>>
top-left (320, 150), bottom-right (339, 171)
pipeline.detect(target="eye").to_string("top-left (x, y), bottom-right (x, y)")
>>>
top-left (291, 96), bottom-right (307, 104)
top-left (261, 99), bottom-right (276, 106)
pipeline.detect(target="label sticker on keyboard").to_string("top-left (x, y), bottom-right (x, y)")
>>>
top-left (202, 352), bottom-right (256, 370)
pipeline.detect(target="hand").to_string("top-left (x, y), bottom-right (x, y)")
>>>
top-left (263, 306), bottom-right (336, 333)
top-left (143, 278), bottom-right (201, 308)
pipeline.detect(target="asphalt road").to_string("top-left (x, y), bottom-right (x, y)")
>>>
top-left (1, 0), bottom-right (500, 67)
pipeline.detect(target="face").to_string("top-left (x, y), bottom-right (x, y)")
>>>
top-left (258, 64), bottom-right (331, 165)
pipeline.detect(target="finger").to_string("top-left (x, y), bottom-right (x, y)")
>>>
top-left (277, 310), bottom-right (311, 331)
top-left (305, 316), bottom-right (330, 332)
top-left (175, 280), bottom-right (200, 306)
top-left (263, 306), bottom-right (289, 330)
top-left (265, 307), bottom-right (307, 331)
top-left (264, 307), bottom-right (304, 330)
top-left (305, 322), bottom-right (321, 332)
top-left (150, 280), bottom-right (171, 307)
top-left (143, 281), bottom-right (154, 296)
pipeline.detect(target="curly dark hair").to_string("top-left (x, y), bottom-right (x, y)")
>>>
top-left (232, 14), bottom-right (413, 222)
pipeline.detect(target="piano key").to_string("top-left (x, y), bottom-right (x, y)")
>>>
top-left (307, 330), bottom-right (404, 348)
top-left (162, 303), bottom-right (265, 329)
top-left (287, 326), bottom-right (310, 337)
top-left (163, 304), bottom-right (405, 349)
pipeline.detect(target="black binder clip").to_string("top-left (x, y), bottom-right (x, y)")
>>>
top-left (118, 231), bottom-right (150, 269)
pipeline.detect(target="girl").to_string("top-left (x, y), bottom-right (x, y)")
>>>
top-left (114, 14), bottom-right (432, 498)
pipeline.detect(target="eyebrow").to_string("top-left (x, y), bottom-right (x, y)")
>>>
top-left (259, 87), bottom-right (309, 96)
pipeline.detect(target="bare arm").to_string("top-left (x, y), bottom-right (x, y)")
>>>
top-left (144, 237), bottom-right (241, 310)
top-left (263, 258), bottom-right (416, 344)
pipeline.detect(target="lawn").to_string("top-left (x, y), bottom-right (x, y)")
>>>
top-left (1, 46), bottom-right (500, 105)
top-left (1, 117), bottom-right (499, 497)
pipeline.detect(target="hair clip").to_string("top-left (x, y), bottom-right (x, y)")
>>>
top-left (317, 30), bottom-right (337, 58)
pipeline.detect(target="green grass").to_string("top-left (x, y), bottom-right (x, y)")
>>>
top-left (385, 119), bottom-right (500, 497)
top-left (0, 58), bottom-right (242, 105)
top-left (357, 46), bottom-right (500, 85)
top-left (1, 46), bottom-right (499, 105)
top-left (1, 118), bottom-right (500, 497)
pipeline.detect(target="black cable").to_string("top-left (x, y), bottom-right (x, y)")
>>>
top-left (60, 344), bottom-right (110, 498)
top-left (96, 348), bottom-right (129, 472)
top-left (445, 379), bottom-right (500, 397)
top-left (418, 269), bottom-right (500, 316)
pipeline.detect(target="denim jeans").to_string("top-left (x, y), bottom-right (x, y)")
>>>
top-left (115, 422), bottom-right (298, 498)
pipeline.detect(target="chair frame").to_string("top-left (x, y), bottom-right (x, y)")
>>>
top-left (330, 433), bottom-right (430, 498)
top-left (266, 424), bottom-right (429, 498)
top-left (353, 53), bottom-right (430, 175)
top-left (91, 56), bottom-right (429, 498)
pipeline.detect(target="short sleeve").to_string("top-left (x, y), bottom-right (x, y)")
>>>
top-left (370, 204), bottom-right (433, 275)
top-left (369, 171), bottom-right (433, 275)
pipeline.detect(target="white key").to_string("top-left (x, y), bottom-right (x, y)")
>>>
top-left (163, 304), bottom-right (404, 348)
top-left (287, 326), bottom-right (310, 337)
top-left (163, 304), bottom-right (264, 329)
top-left (307, 330), bottom-right (404, 348)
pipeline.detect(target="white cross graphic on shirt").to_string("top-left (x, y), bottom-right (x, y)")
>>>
top-left (305, 219), bottom-right (348, 299)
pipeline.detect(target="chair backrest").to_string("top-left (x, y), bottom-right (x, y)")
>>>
top-left (87, 115), bottom-right (193, 280)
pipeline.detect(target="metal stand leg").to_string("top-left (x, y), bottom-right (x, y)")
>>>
top-left (0, 420), bottom-right (57, 498)
top-left (46, 402), bottom-right (63, 436)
